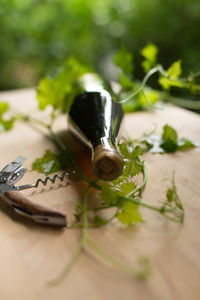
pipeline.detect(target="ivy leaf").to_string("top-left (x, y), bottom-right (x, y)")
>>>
top-left (167, 60), bottom-right (182, 79)
top-left (162, 125), bottom-right (177, 142)
top-left (141, 124), bottom-right (197, 153)
top-left (37, 57), bottom-right (88, 112)
top-left (158, 60), bottom-right (183, 90)
top-left (32, 148), bottom-right (73, 175)
top-left (101, 181), bottom-right (119, 205)
top-left (119, 144), bottom-right (143, 159)
top-left (117, 201), bottom-right (143, 226)
top-left (0, 102), bottom-right (9, 117)
top-left (118, 72), bottom-right (134, 89)
top-left (32, 150), bottom-right (62, 175)
top-left (0, 102), bottom-right (15, 133)
top-left (118, 144), bottom-right (143, 179)
top-left (160, 139), bottom-right (178, 153)
top-left (177, 138), bottom-right (195, 150)
top-left (92, 215), bottom-right (108, 227)
top-left (113, 46), bottom-right (133, 75)
top-left (141, 43), bottom-right (158, 72)
top-left (160, 125), bottom-right (178, 153)
top-left (114, 181), bottom-right (136, 196)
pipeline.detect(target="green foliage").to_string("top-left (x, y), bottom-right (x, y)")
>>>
top-left (114, 46), bottom-right (133, 75)
top-left (113, 47), bottom-right (134, 90)
top-left (32, 150), bottom-right (62, 175)
top-left (122, 87), bottom-right (160, 112)
top-left (161, 174), bottom-right (184, 223)
top-left (92, 215), bottom-right (108, 227)
top-left (1, 0), bottom-right (200, 92)
top-left (113, 181), bottom-right (136, 196)
top-left (161, 125), bottom-right (178, 152)
top-left (32, 149), bottom-right (72, 175)
top-left (159, 60), bottom-right (183, 90)
top-left (116, 144), bottom-right (143, 181)
top-left (37, 57), bottom-right (89, 112)
top-left (117, 201), bottom-right (142, 226)
top-left (141, 43), bottom-right (158, 72)
top-left (141, 124), bottom-right (196, 153)
top-left (101, 181), bottom-right (119, 205)
top-left (0, 102), bottom-right (15, 132)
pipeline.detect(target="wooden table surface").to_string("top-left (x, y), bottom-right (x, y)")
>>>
top-left (0, 88), bottom-right (200, 300)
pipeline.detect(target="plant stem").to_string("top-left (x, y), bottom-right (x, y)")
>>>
top-left (48, 186), bottom-right (90, 286)
top-left (48, 236), bottom-right (86, 286)
top-left (162, 94), bottom-right (200, 110)
top-left (127, 157), bottom-right (147, 197)
top-left (86, 237), bottom-right (149, 278)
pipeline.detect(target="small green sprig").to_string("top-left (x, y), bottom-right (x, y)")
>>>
top-left (140, 124), bottom-right (197, 153)
top-left (0, 102), bottom-right (16, 132)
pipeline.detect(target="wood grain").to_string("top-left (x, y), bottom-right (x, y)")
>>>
top-left (0, 88), bottom-right (200, 300)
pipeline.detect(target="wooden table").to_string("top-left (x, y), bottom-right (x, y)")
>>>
top-left (0, 88), bottom-right (200, 300)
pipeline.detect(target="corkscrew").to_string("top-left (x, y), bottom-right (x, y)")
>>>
top-left (0, 157), bottom-right (75, 227)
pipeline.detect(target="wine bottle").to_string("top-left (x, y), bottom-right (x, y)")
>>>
top-left (68, 74), bottom-right (124, 181)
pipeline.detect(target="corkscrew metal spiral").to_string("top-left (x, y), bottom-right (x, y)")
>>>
top-left (18, 170), bottom-right (77, 191)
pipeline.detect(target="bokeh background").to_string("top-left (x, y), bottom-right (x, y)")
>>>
top-left (1, 0), bottom-right (200, 91)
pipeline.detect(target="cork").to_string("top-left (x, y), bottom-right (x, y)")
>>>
top-left (92, 144), bottom-right (124, 181)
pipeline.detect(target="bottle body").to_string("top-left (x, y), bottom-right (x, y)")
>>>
top-left (68, 74), bottom-right (124, 181)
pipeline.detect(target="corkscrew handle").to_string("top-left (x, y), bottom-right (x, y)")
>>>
top-left (2, 190), bottom-right (66, 227)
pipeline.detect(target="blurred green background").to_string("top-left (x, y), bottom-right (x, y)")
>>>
top-left (1, 0), bottom-right (200, 91)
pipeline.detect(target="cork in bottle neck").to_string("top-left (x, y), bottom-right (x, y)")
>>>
top-left (92, 142), bottom-right (123, 181)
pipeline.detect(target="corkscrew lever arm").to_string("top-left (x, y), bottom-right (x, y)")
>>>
top-left (0, 157), bottom-right (67, 227)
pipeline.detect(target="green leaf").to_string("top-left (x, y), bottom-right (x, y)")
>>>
top-left (113, 46), bottom-right (133, 75)
top-left (113, 143), bottom-right (144, 185)
top-left (117, 201), bottom-right (142, 226)
top-left (141, 43), bottom-right (158, 72)
top-left (114, 144), bottom-right (143, 183)
top-left (0, 102), bottom-right (9, 117)
top-left (162, 125), bottom-right (177, 142)
top-left (160, 125), bottom-right (178, 153)
top-left (141, 124), bottom-right (197, 154)
top-left (119, 144), bottom-right (143, 159)
top-left (118, 72), bottom-right (134, 89)
top-left (177, 139), bottom-right (195, 150)
top-left (92, 215), bottom-right (108, 227)
top-left (0, 102), bottom-right (15, 133)
top-left (160, 139), bottom-right (178, 153)
top-left (167, 60), bottom-right (182, 79)
top-left (32, 149), bottom-right (63, 175)
top-left (32, 149), bottom-right (73, 175)
top-left (136, 88), bottom-right (160, 108)
top-left (101, 181), bottom-right (119, 205)
top-left (37, 77), bottom-right (56, 110)
top-left (158, 60), bottom-right (183, 90)
top-left (114, 181), bottom-right (136, 196)
top-left (37, 57), bottom-right (89, 112)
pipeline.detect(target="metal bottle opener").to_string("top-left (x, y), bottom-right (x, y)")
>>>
top-left (0, 157), bottom-right (74, 227)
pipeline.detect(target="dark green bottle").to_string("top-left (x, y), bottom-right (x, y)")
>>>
top-left (69, 74), bottom-right (124, 181)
